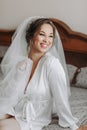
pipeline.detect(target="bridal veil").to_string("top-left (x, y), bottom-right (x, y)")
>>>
top-left (0, 16), bottom-right (70, 115)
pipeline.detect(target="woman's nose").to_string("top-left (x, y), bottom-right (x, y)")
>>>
top-left (43, 36), bottom-right (48, 43)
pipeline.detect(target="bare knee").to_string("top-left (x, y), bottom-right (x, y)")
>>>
top-left (0, 126), bottom-right (6, 130)
top-left (0, 118), bottom-right (20, 130)
top-left (0, 114), bottom-right (13, 127)
top-left (0, 119), bottom-right (6, 127)
top-left (0, 120), bottom-right (2, 127)
top-left (0, 126), bottom-right (2, 130)
top-left (0, 120), bottom-right (6, 129)
top-left (0, 126), bottom-right (12, 130)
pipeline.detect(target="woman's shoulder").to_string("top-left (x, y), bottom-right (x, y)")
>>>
top-left (16, 56), bottom-right (33, 71)
top-left (45, 53), bottom-right (66, 77)
top-left (44, 52), bottom-right (61, 68)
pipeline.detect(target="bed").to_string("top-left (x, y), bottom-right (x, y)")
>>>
top-left (0, 18), bottom-right (87, 130)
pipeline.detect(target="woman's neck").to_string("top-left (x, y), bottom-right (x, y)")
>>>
top-left (28, 49), bottom-right (44, 63)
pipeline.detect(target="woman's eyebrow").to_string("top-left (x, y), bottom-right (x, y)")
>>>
top-left (40, 31), bottom-right (45, 33)
top-left (40, 31), bottom-right (53, 35)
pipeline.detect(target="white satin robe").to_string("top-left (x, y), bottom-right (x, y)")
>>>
top-left (1, 53), bottom-right (78, 130)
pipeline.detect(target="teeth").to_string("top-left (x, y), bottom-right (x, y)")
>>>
top-left (41, 43), bottom-right (48, 48)
top-left (43, 44), bottom-right (47, 47)
top-left (41, 43), bottom-right (48, 46)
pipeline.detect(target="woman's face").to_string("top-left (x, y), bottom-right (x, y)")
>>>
top-left (31, 23), bottom-right (54, 54)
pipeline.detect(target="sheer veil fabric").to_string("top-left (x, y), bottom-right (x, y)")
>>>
top-left (0, 16), bottom-right (70, 115)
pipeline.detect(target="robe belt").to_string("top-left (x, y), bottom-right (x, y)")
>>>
top-left (22, 96), bottom-right (36, 122)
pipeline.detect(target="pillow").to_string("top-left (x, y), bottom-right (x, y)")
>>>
top-left (67, 64), bottom-right (77, 84)
top-left (75, 67), bottom-right (87, 89)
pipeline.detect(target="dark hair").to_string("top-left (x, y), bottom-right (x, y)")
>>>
top-left (26, 18), bottom-right (56, 45)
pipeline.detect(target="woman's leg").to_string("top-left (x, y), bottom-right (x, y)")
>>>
top-left (0, 117), bottom-right (21, 130)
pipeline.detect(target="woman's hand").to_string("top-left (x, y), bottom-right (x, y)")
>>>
top-left (77, 127), bottom-right (82, 130)
top-left (77, 125), bottom-right (87, 130)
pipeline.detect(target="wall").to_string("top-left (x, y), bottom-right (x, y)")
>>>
top-left (0, 0), bottom-right (87, 34)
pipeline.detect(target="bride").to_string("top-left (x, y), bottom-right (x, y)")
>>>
top-left (0, 16), bottom-right (82, 130)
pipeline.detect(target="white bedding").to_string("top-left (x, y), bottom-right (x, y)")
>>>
top-left (70, 87), bottom-right (87, 126)
top-left (43, 87), bottom-right (87, 130)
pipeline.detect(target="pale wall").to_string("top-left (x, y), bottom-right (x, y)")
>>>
top-left (0, 0), bottom-right (87, 34)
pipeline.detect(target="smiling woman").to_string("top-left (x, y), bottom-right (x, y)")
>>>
top-left (28, 23), bottom-right (54, 57)
top-left (26, 19), bottom-right (55, 54)
top-left (25, 19), bottom-right (56, 83)
top-left (0, 16), bottom-right (82, 130)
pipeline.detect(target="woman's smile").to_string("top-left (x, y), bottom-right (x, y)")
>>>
top-left (30, 23), bottom-right (54, 54)
top-left (40, 42), bottom-right (50, 48)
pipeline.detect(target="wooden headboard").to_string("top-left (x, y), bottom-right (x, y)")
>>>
top-left (50, 18), bottom-right (87, 68)
top-left (0, 18), bottom-right (87, 68)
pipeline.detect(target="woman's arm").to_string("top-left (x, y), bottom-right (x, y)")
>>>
top-left (48, 58), bottom-right (79, 130)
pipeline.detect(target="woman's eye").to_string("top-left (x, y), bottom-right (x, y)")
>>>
top-left (49, 35), bottom-right (53, 38)
top-left (39, 33), bottom-right (44, 36)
